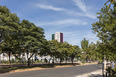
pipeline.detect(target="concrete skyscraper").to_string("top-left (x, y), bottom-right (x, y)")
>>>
top-left (52, 32), bottom-right (63, 43)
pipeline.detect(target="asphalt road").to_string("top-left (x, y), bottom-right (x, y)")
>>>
top-left (0, 64), bottom-right (101, 77)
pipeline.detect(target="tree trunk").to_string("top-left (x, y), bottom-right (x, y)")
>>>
top-left (90, 57), bottom-right (92, 63)
top-left (60, 58), bottom-right (62, 65)
top-left (8, 51), bottom-right (11, 64)
top-left (32, 57), bottom-right (34, 64)
top-left (52, 57), bottom-right (55, 64)
top-left (28, 58), bottom-right (30, 67)
top-left (48, 57), bottom-right (52, 64)
top-left (71, 58), bottom-right (74, 64)
top-left (27, 51), bottom-right (29, 66)
top-left (48, 59), bottom-right (50, 64)
top-left (65, 58), bottom-right (67, 64)
top-left (27, 53), bottom-right (34, 67)
top-left (0, 53), bottom-right (1, 63)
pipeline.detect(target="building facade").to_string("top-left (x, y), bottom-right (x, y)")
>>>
top-left (0, 53), bottom-right (51, 63)
top-left (52, 32), bottom-right (63, 43)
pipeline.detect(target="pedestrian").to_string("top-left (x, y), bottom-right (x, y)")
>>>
top-left (111, 61), bottom-right (115, 69)
top-left (44, 58), bottom-right (48, 64)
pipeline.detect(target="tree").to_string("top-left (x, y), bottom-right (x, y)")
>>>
top-left (48, 40), bottom-right (59, 64)
top-left (88, 42), bottom-right (97, 62)
top-left (92, 1), bottom-right (116, 76)
top-left (0, 5), bottom-right (47, 66)
top-left (69, 45), bottom-right (80, 64)
top-left (0, 5), bottom-right (20, 64)
top-left (20, 20), bottom-right (45, 67)
top-left (92, 0), bottom-right (116, 62)
top-left (56, 43), bottom-right (65, 64)
top-left (81, 38), bottom-right (89, 62)
top-left (39, 39), bottom-right (50, 57)
top-left (62, 42), bottom-right (70, 63)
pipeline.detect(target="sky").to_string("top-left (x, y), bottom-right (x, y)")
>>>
top-left (0, 0), bottom-right (106, 47)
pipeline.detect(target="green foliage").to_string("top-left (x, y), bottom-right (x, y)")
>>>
top-left (81, 38), bottom-right (98, 62)
top-left (92, 0), bottom-right (116, 61)
top-left (81, 38), bottom-right (89, 62)
top-left (48, 40), bottom-right (81, 64)
top-left (20, 20), bottom-right (46, 66)
top-left (106, 67), bottom-right (116, 77)
top-left (0, 5), bottom-right (46, 66)
top-left (35, 60), bottom-right (42, 63)
top-left (0, 5), bottom-right (20, 64)
top-left (81, 38), bottom-right (89, 50)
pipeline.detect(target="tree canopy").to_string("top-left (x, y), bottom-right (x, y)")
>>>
top-left (92, 0), bottom-right (116, 61)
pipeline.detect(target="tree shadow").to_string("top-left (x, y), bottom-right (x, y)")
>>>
top-left (0, 63), bottom-right (80, 74)
top-left (88, 74), bottom-right (103, 77)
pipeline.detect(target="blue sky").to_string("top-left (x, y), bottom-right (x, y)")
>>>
top-left (0, 0), bottom-right (106, 47)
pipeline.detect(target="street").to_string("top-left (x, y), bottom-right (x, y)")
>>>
top-left (0, 64), bottom-right (102, 77)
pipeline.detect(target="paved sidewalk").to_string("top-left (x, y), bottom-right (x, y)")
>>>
top-left (76, 70), bottom-right (102, 77)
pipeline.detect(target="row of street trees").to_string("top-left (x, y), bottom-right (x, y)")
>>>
top-left (46, 39), bottom-right (99, 64)
top-left (48, 40), bottom-right (81, 64)
top-left (0, 5), bottom-right (101, 67)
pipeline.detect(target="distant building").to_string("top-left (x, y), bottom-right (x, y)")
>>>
top-left (52, 34), bottom-right (55, 40)
top-left (52, 32), bottom-right (63, 43)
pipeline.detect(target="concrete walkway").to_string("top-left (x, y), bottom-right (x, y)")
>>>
top-left (76, 69), bottom-right (102, 77)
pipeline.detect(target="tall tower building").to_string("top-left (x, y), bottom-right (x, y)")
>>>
top-left (52, 34), bottom-right (55, 40)
top-left (60, 33), bottom-right (63, 43)
top-left (52, 32), bottom-right (63, 43)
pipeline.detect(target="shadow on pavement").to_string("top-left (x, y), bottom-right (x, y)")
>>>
top-left (89, 74), bottom-right (102, 77)
top-left (0, 63), bottom-right (80, 74)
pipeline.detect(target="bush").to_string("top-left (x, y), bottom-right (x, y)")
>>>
top-left (35, 60), bottom-right (42, 63)
top-left (106, 67), bottom-right (116, 77)
top-left (1, 60), bottom-right (9, 64)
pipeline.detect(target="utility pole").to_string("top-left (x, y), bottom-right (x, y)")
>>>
top-left (102, 54), bottom-right (105, 77)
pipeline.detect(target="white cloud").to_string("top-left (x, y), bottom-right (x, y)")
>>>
top-left (62, 31), bottom-right (99, 47)
top-left (34, 3), bottom-right (96, 19)
top-left (73, 0), bottom-right (87, 12)
top-left (37, 19), bottom-right (88, 26)
top-left (84, 31), bottom-right (99, 44)
top-left (63, 32), bottom-right (81, 45)
top-left (64, 10), bottom-right (84, 16)
top-left (73, 0), bottom-right (97, 19)
top-left (85, 13), bottom-right (96, 19)
top-left (35, 4), bottom-right (64, 11)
